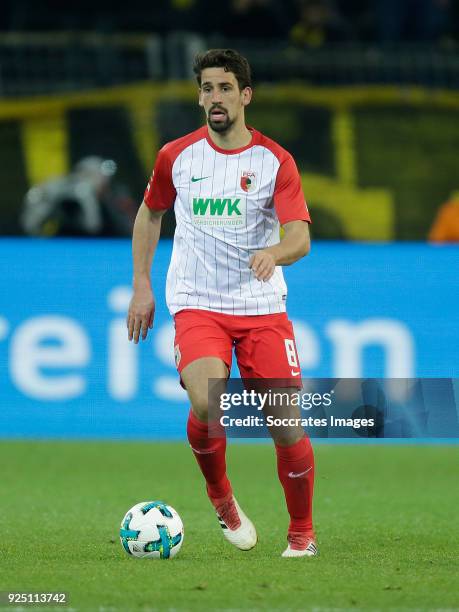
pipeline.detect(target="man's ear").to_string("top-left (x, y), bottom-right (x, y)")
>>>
top-left (242, 87), bottom-right (253, 107)
top-left (198, 89), bottom-right (204, 107)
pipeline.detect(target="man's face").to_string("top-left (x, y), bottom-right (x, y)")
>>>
top-left (199, 67), bottom-right (252, 133)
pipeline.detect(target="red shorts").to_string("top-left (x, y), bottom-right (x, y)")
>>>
top-left (173, 309), bottom-right (302, 387)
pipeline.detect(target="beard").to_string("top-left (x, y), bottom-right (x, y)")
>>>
top-left (207, 110), bottom-right (235, 133)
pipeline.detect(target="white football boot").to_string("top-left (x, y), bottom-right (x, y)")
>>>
top-left (282, 532), bottom-right (318, 558)
top-left (215, 496), bottom-right (257, 551)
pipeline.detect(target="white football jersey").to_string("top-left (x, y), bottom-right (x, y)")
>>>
top-left (144, 126), bottom-right (310, 316)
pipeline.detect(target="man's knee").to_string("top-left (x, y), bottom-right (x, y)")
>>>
top-left (190, 393), bottom-right (210, 421)
top-left (181, 357), bottom-right (228, 422)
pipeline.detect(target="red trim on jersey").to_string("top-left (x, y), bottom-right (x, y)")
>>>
top-left (205, 127), bottom-right (261, 155)
top-left (143, 149), bottom-right (175, 211)
top-left (256, 132), bottom-right (311, 225)
top-left (273, 155), bottom-right (311, 225)
top-left (144, 127), bottom-right (207, 211)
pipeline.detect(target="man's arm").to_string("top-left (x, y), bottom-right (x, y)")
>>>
top-left (127, 201), bottom-right (166, 343)
top-left (249, 220), bottom-right (310, 282)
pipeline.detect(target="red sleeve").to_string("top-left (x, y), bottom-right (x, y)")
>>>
top-left (144, 147), bottom-right (176, 211)
top-left (273, 154), bottom-right (311, 225)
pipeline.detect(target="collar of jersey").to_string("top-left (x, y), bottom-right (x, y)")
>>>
top-left (205, 126), bottom-right (259, 155)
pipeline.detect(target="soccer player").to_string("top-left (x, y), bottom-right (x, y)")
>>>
top-left (127, 49), bottom-right (316, 558)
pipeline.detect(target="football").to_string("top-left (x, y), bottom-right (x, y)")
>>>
top-left (119, 501), bottom-right (184, 559)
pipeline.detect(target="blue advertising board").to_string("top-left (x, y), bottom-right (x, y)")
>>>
top-left (0, 239), bottom-right (458, 439)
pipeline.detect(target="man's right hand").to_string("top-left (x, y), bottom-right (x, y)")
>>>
top-left (127, 285), bottom-right (155, 343)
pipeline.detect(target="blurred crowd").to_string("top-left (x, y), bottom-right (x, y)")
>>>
top-left (428, 195), bottom-right (459, 243)
top-left (1, 0), bottom-right (458, 241)
top-left (21, 157), bottom-right (137, 237)
top-left (0, 0), bottom-right (457, 45)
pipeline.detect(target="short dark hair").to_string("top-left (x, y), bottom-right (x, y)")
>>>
top-left (193, 49), bottom-right (252, 91)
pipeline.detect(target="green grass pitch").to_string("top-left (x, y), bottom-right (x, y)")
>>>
top-left (1, 441), bottom-right (458, 611)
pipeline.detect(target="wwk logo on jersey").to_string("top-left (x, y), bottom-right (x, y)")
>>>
top-left (191, 196), bottom-right (246, 227)
top-left (240, 170), bottom-right (256, 193)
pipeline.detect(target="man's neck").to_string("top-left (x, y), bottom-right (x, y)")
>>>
top-left (207, 122), bottom-right (252, 151)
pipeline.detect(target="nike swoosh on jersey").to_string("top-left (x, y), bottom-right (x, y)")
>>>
top-left (291, 369), bottom-right (301, 376)
top-left (191, 176), bottom-right (210, 182)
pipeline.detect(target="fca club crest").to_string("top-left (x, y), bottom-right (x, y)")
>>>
top-left (240, 171), bottom-right (256, 193)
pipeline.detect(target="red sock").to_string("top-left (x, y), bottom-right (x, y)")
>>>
top-left (275, 435), bottom-right (315, 534)
top-left (187, 409), bottom-right (232, 506)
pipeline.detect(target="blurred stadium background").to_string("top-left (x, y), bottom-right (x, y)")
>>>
top-left (1, 0), bottom-right (458, 435)
top-left (1, 0), bottom-right (459, 241)
top-left (0, 3), bottom-right (458, 608)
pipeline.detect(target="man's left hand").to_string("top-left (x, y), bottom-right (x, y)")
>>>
top-left (249, 249), bottom-right (277, 282)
